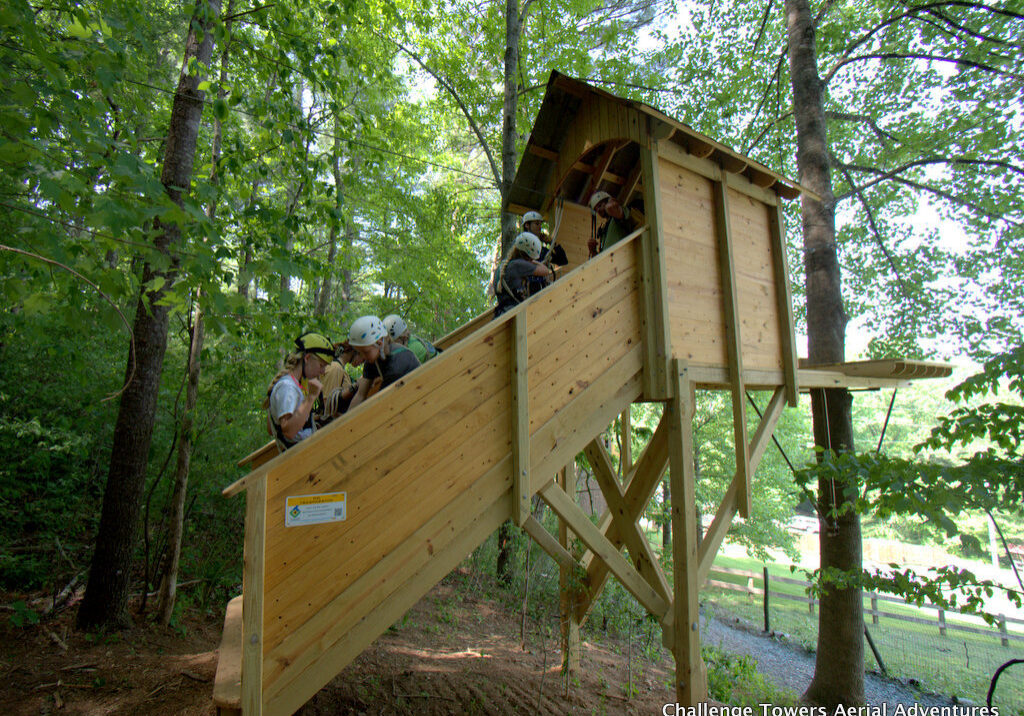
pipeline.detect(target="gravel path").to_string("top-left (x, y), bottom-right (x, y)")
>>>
top-left (702, 613), bottom-right (968, 708)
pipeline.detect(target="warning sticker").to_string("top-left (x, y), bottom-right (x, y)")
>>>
top-left (285, 492), bottom-right (346, 527)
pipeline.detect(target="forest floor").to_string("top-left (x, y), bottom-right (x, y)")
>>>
top-left (0, 570), bottom-right (679, 716)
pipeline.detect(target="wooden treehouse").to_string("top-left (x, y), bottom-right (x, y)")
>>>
top-left (214, 72), bottom-right (951, 714)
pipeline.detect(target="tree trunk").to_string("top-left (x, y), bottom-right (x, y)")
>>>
top-left (499, 0), bottom-right (521, 258)
top-left (785, 0), bottom-right (864, 705)
top-left (316, 118), bottom-right (346, 317)
top-left (156, 303), bottom-right (205, 624)
top-left (77, 0), bottom-right (220, 631)
top-left (155, 5), bottom-right (232, 624)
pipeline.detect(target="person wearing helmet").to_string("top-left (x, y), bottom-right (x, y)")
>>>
top-left (383, 314), bottom-right (439, 364)
top-left (588, 190), bottom-right (637, 257)
top-left (262, 331), bottom-right (334, 450)
top-left (315, 341), bottom-right (360, 424)
top-left (493, 231), bottom-right (552, 318)
top-left (523, 210), bottom-right (568, 266)
top-left (522, 210), bottom-right (568, 290)
top-left (347, 315), bottom-right (421, 410)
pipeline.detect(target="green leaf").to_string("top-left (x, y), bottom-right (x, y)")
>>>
top-left (212, 98), bottom-right (229, 121)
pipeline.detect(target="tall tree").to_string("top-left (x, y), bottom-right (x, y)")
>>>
top-left (785, 0), bottom-right (863, 703)
top-left (78, 0), bottom-right (220, 629)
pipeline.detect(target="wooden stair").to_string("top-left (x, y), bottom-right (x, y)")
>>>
top-left (215, 234), bottom-right (649, 715)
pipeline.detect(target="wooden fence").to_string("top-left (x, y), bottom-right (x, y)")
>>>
top-left (707, 565), bottom-right (1024, 648)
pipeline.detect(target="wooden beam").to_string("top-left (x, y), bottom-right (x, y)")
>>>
top-left (583, 439), bottom-right (671, 603)
top-left (540, 480), bottom-right (669, 619)
top-left (712, 179), bottom-right (752, 517)
top-left (241, 477), bottom-right (266, 716)
top-left (573, 162), bottom-right (626, 185)
top-left (639, 141), bottom-right (672, 400)
top-left (523, 514), bottom-right (580, 571)
top-left (511, 312), bottom-right (530, 526)
top-left (697, 387), bottom-right (787, 584)
top-left (666, 360), bottom-right (707, 704)
top-left (528, 144), bottom-right (559, 162)
top-left (618, 161), bottom-right (642, 207)
top-left (769, 203), bottom-right (800, 406)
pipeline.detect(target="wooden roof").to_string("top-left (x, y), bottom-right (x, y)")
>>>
top-left (506, 71), bottom-right (806, 215)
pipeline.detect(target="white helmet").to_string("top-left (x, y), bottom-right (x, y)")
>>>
top-left (589, 190), bottom-right (612, 211)
top-left (382, 314), bottom-right (408, 339)
top-left (513, 231), bottom-right (542, 260)
top-left (348, 315), bottom-right (386, 347)
top-left (522, 210), bottom-right (543, 224)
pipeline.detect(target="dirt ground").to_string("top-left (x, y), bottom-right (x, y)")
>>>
top-left (1, 571), bottom-right (679, 715)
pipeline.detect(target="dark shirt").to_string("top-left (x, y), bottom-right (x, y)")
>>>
top-left (362, 345), bottom-right (420, 388)
top-left (598, 208), bottom-right (637, 252)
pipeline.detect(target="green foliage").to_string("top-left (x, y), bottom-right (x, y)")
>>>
top-left (703, 644), bottom-right (798, 706)
top-left (793, 346), bottom-right (1024, 616)
top-left (7, 600), bottom-right (40, 628)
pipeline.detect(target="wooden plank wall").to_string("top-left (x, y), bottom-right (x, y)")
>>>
top-left (658, 157), bottom-right (785, 374)
top-left (252, 236), bottom-right (645, 716)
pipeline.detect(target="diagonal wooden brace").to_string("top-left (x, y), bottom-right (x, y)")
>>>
top-left (583, 438), bottom-right (671, 604)
top-left (539, 480), bottom-right (669, 621)
top-left (575, 412), bottom-right (672, 621)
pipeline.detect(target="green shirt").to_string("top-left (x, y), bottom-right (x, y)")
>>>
top-left (599, 208), bottom-right (636, 252)
top-left (408, 335), bottom-right (438, 363)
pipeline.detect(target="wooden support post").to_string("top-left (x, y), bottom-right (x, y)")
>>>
top-left (762, 566), bottom-right (770, 632)
top-left (768, 202), bottom-right (799, 407)
top-left (667, 359), bottom-right (707, 704)
top-left (639, 139), bottom-right (672, 400)
top-left (938, 608), bottom-right (947, 636)
top-left (870, 595), bottom-right (879, 625)
top-left (511, 312), bottom-right (530, 526)
top-left (241, 477), bottom-right (267, 716)
top-left (557, 465), bottom-right (581, 680)
top-left (998, 614), bottom-right (1008, 647)
top-left (712, 179), bottom-right (751, 518)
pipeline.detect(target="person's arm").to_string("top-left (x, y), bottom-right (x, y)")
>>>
top-left (277, 378), bottom-right (322, 440)
top-left (532, 262), bottom-right (552, 279)
top-left (348, 375), bottom-right (383, 410)
top-left (348, 376), bottom-right (371, 410)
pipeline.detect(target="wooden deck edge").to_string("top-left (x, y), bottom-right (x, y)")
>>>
top-left (212, 594), bottom-right (243, 715)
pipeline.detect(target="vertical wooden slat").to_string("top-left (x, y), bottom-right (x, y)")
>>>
top-left (667, 359), bottom-right (707, 704)
top-left (242, 477), bottom-right (266, 716)
top-left (511, 311), bottom-right (530, 526)
top-left (640, 139), bottom-right (672, 399)
top-left (769, 202), bottom-right (800, 406)
top-left (712, 179), bottom-right (751, 517)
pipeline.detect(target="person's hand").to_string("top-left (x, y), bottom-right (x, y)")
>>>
top-left (368, 376), bottom-right (384, 396)
top-left (307, 378), bottom-right (323, 398)
top-left (587, 238), bottom-right (598, 257)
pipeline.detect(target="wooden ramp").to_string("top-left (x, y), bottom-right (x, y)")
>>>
top-left (214, 72), bottom-right (949, 715)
